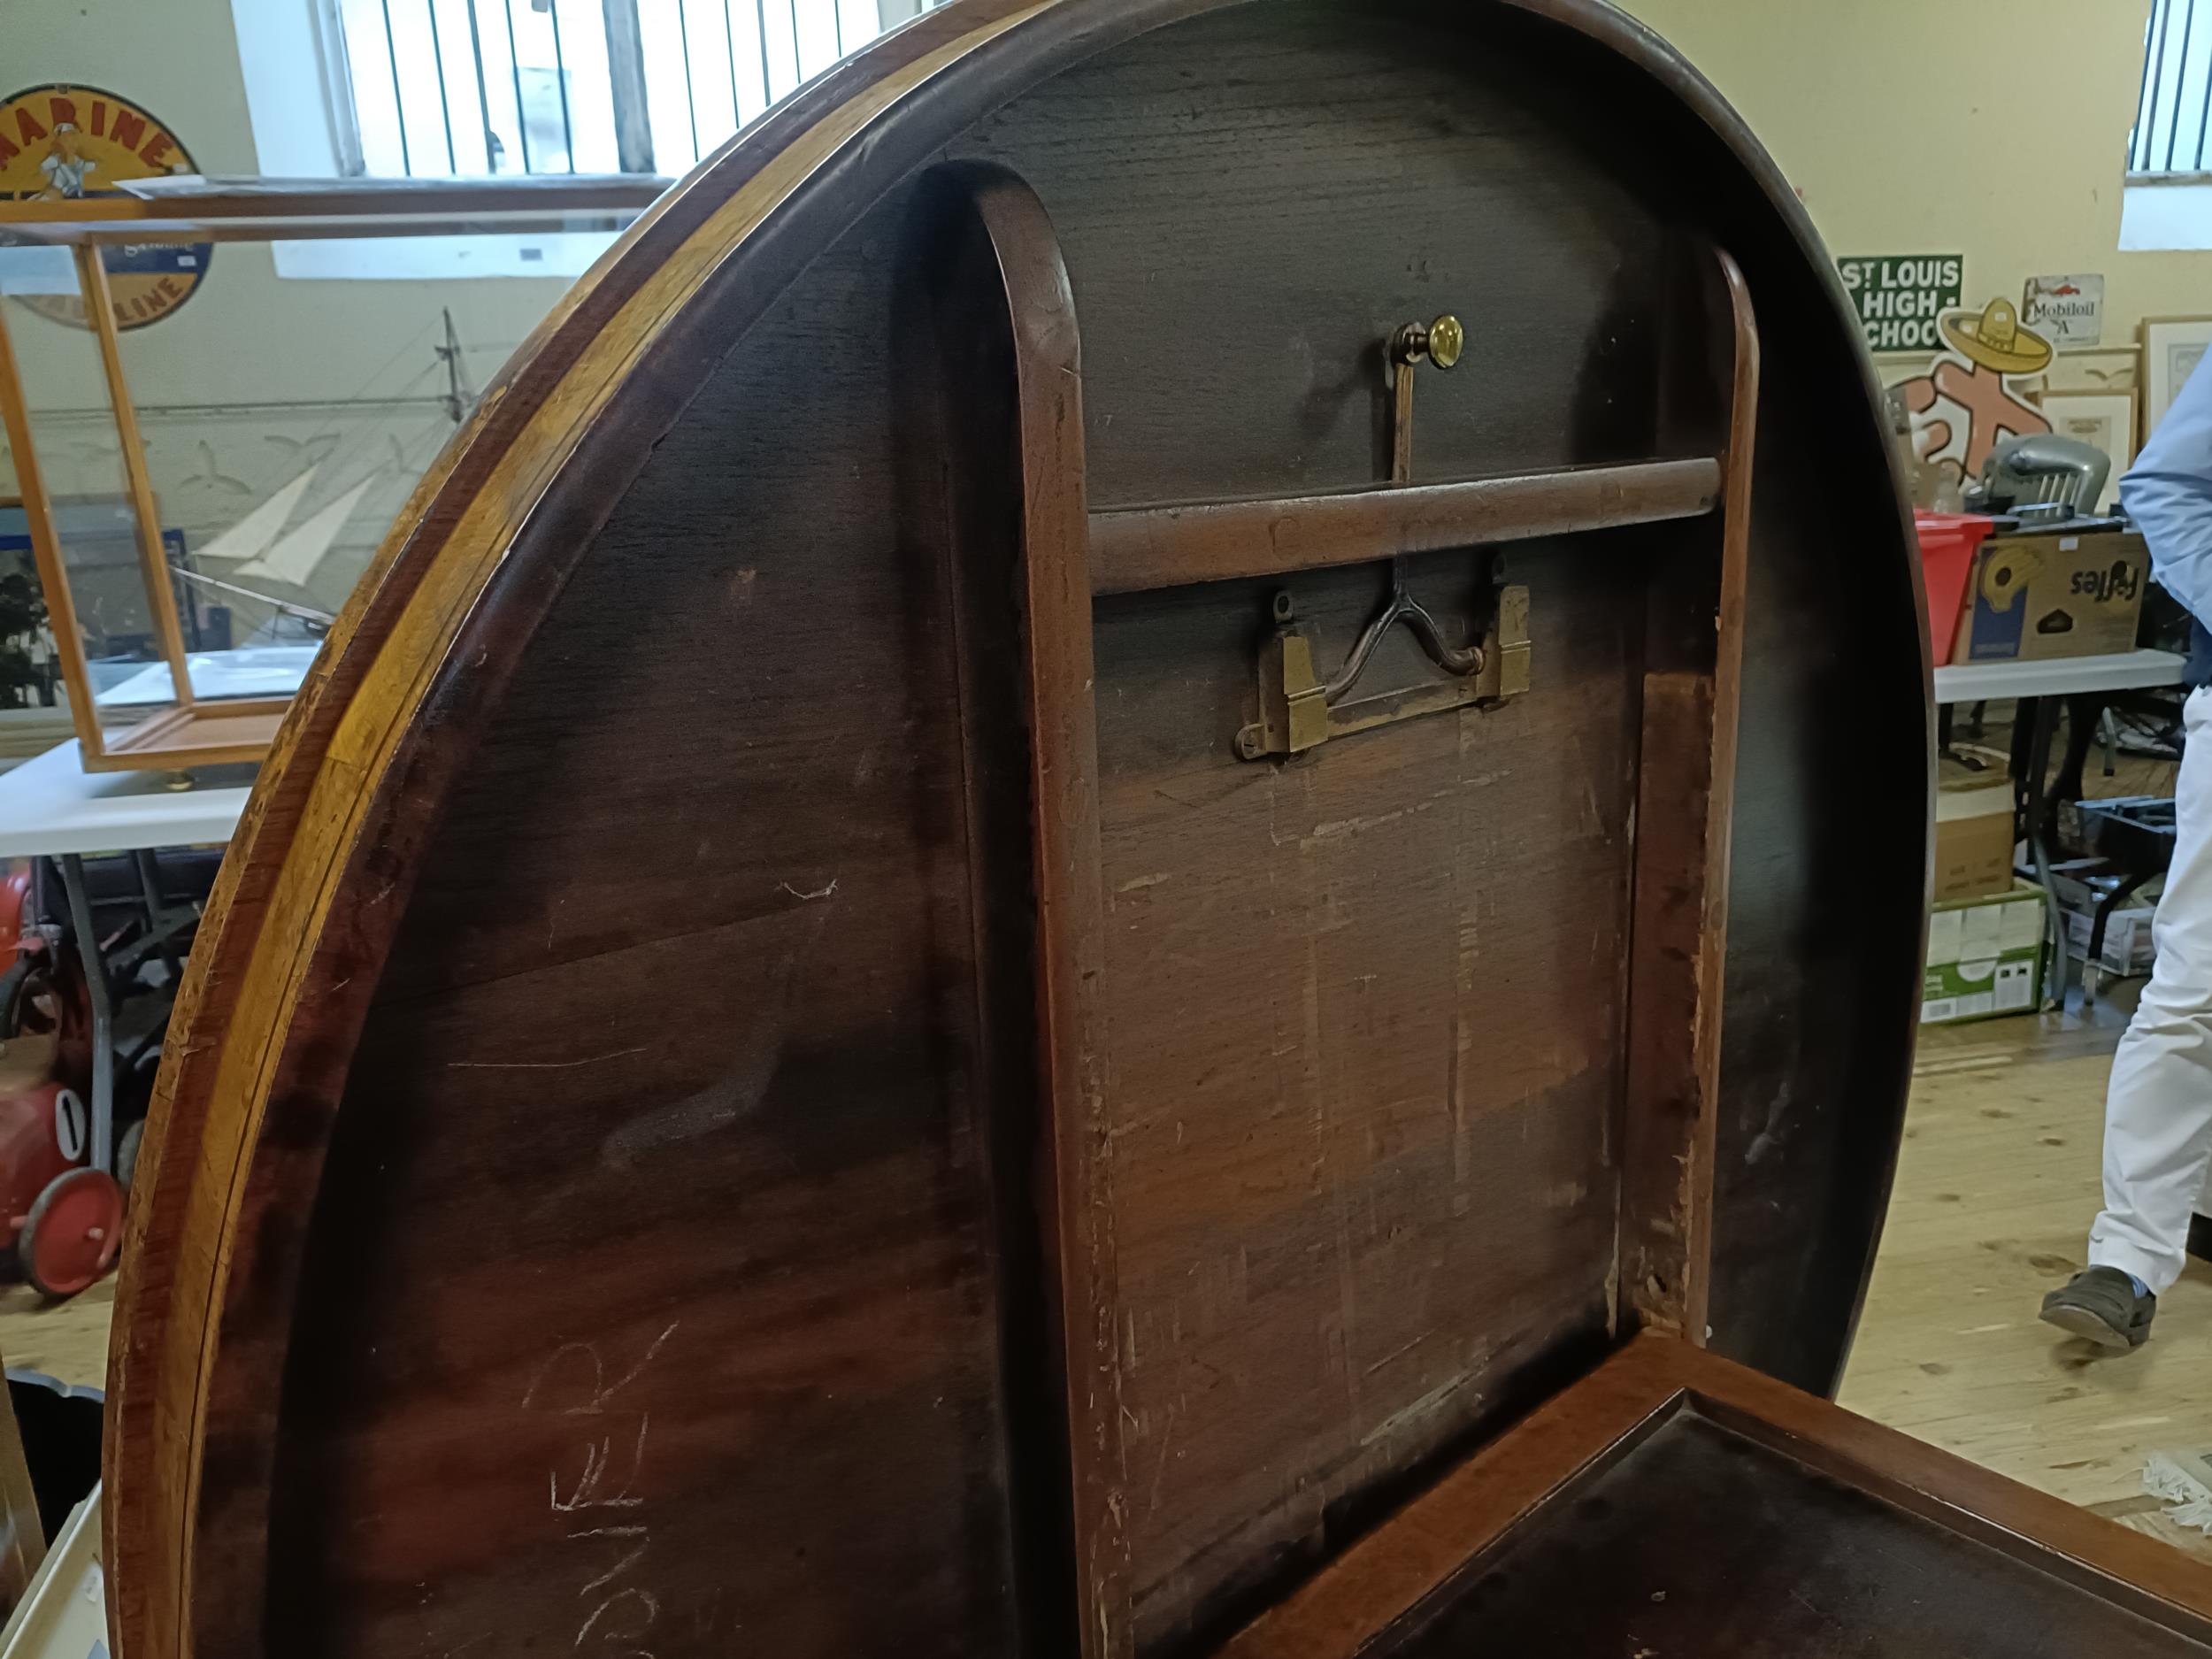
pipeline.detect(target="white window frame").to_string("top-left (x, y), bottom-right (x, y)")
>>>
top-left (232, 0), bottom-right (926, 280)
top-left (2124, 0), bottom-right (2212, 251)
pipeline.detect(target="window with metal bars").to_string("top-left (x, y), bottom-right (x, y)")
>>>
top-left (323, 0), bottom-right (907, 180)
top-left (2134, 0), bottom-right (2212, 176)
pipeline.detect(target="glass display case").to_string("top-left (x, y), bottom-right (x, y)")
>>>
top-left (0, 175), bottom-right (664, 771)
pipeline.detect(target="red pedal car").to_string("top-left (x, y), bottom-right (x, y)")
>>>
top-left (0, 853), bottom-right (196, 1298)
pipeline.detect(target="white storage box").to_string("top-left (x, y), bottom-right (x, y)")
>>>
top-left (1923, 879), bottom-right (2047, 1025)
top-left (0, 1484), bottom-right (102, 1659)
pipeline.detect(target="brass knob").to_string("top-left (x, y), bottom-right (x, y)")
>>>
top-left (1394, 313), bottom-right (1464, 369)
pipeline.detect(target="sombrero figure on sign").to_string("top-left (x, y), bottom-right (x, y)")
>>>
top-left (1893, 296), bottom-right (2055, 490)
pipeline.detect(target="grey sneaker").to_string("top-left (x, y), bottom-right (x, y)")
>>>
top-left (2040, 1266), bottom-right (2154, 1348)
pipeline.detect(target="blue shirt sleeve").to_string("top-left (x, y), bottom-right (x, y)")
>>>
top-left (2124, 349), bottom-right (2212, 628)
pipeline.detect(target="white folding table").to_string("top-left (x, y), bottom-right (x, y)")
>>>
top-left (1932, 649), bottom-right (2188, 706)
top-left (0, 740), bottom-right (251, 861)
top-left (0, 740), bottom-right (252, 1177)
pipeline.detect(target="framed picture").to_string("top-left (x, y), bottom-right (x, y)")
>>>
top-left (2140, 315), bottom-right (2212, 443)
top-left (2037, 389), bottom-right (2137, 512)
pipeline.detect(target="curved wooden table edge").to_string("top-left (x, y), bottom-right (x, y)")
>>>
top-left (96, 4), bottom-right (1928, 1657)
top-left (99, 6), bottom-right (1078, 1654)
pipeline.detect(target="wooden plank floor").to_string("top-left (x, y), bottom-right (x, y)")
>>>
top-left (1839, 987), bottom-right (2212, 1563)
top-left (0, 1276), bottom-right (111, 1391)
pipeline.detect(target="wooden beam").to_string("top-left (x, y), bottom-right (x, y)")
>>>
top-left (1220, 1333), bottom-right (2212, 1657)
top-left (972, 172), bottom-right (1131, 1659)
top-left (91, 702), bottom-right (290, 770)
top-left (1618, 248), bottom-right (1759, 1343)
top-left (0, 297), bottom-right (108, 763)
top-left (76, 247), bottom-right (198, 712)
top-left (1087, 457), bottom-right (1720, 596)
top-left (0, 176), bottom-right (669, 246)
top-left (0, 1336), bottom-right (45, 1624)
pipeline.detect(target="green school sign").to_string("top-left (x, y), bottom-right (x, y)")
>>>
top-left (1838, 255), bottom-right (1964, 354)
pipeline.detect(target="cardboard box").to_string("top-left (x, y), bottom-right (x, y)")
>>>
top-left (1934, 751), bottom-right (2014, 902)
top-left (2065, 904), bottom-right (2156, 976)
top-left (1923, 879), bottom-right (2046, 1025)
top-left (2050, 865), bottom-right (2162, 978)
top-left (1954, 529), bottom-right (2149, 664)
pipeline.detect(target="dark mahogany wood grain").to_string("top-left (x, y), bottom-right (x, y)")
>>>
top-left (1406, 1414), bottom-right (2212, 1658)
top-left (105, 7), bottom-right (1117, 1655)
top-left (104, 4), bottom-right (1932, 1658)
top-left (1226, 1336), bottom-right (2212, 1659)
top-left (950, 0), bottom-right (1929, 1398)
top-left (1618, 248), bottom-right (1758, 1342)
top-left (1089, 538), bottom-right (1639, 1652)
top-left (946, 167), bottom-right (1133, 1658)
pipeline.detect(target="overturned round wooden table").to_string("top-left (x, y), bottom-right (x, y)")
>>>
top-left (106, 3), bottom-right (1996, 1656)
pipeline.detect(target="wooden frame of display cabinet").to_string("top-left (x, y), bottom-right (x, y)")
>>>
top-left (0, 176), bottom-right (667, 772)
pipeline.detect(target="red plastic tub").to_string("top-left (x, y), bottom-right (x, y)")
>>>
top-left (1914, 511), bottom-right (1997, 667)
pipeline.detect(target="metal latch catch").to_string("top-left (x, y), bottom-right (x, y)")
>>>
top-left (1234, 565), bottom-right (1530, 760)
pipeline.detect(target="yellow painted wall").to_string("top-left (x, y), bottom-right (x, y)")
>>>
top-left (1624, 0), bottom-right (2210, 387)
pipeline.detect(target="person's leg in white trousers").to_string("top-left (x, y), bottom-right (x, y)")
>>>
top-left (2088, 685), bottom-right (2212, 1296)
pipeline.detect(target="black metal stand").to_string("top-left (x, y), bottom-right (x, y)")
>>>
top-left (2008, 695), bottom-right (2070, 1007)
